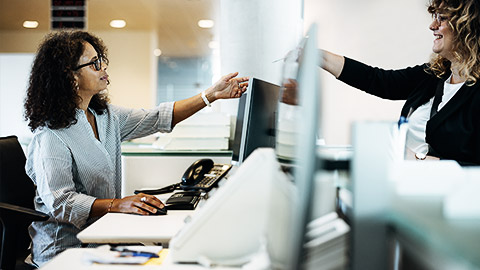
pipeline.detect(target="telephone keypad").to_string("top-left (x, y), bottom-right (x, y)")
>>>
top-left (187, 164), bottom-right (232, 191)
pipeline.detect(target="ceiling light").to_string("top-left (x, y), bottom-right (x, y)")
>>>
top-left (23, 21), bottom-right (39, 29)
top-left (198, 20), bottom-right (214, 29)
top-left (153, 49), bottom-right (162, 57)
top-left (110, 20), bottom-right (126, 28)
top-left (208, 41), bottom-right (219, 49)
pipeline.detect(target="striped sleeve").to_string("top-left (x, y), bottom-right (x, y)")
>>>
top-left (110, 102), bottom-right (174, 142)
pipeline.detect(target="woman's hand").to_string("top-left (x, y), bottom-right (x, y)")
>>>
top-left (111, 193), bottom-right (165, 215)
top-left (170, 72), bottom-right (248, 127)
top-left (281, 78), bottom-right (298, 105)
top-left (209, 72), bottom-right (249, 101)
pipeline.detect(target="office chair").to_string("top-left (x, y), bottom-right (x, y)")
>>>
top-left (0, 136), bottom-right (49, 270)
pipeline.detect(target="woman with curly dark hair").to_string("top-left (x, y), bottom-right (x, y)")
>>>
top-left (319, 0), bottom-right (480, 165)
top-left (24, 30), bottom-right (248, 266)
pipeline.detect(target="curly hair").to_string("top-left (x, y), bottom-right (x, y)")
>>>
top-left (24, 31), bottom-right (110, 131)
top-left (427, 0), bottom-right (480, 85)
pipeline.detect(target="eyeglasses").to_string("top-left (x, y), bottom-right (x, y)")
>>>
top-left (433, 13), bottom-right (448, 25)
top-left (75, 55), bottom-right (108, 71)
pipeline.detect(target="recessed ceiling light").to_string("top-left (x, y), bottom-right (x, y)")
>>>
top-left (110, 20), bottom-right (126, 28)
top-left (208, 41), bottom-right (219, 49)
top-left (198, 20), bottom-right (214, 29)
top-left (23, 21), bottom-right (39, 29)
top-left (153, 49), bottom-right (162, 57)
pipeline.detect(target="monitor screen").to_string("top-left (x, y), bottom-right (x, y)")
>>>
top-left (231, 77), bottom-right (280, 165)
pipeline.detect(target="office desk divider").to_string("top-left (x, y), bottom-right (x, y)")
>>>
top-left (169, 148), bottom-right (294, 267)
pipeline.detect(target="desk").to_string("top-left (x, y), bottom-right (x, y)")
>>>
top-left (77, 211), bottom-right (193, 245)
top-left (387, 195), bottom-right (480, 270)
top-left (73, 146), bottom-right (351, 269)
top-left (39, 248), bottom-right (240, 269)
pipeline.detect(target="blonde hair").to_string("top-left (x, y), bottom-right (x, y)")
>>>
top-left (427, 0), bottom-right (480, 85)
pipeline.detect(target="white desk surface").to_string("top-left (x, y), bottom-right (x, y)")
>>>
top-left (77, 211), bottom-right (194, 245)
top-left (39, 248), bottom-right (240, 270)
top-left (78, 191), bottom-right (196, 245)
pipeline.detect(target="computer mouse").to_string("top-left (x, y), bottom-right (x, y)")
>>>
top-left (150, 206), bottom-right (167, 215)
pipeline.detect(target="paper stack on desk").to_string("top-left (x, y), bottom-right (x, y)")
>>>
top-left (302, 212), bottom-right (350, 270)
top-left (82, 245), bottom-right (163, 265)
top-left (154, 112), bottom-right (231, 150)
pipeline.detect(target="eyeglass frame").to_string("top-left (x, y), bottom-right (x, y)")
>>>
top-left (433, 12), bottom-right (449, 25)
top-left (74, 55), bottom-right (108, 71)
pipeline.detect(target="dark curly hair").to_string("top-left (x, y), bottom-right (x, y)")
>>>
top-left (427, 0), bottom-right (480, 85)
top-left (24, 31), bottom-right (110, 131)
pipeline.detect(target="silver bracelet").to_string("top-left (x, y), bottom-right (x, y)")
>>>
top-left (415, 152), bottom-right (427, 160)
top-left (201, 91), bottom-right (211, 107)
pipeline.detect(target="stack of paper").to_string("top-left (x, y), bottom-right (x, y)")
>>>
top-left (82, 245), bottom-right (163, 265)
top-left (154, 112), bottom-right (231, 150)
top-left (276, 103), bottom-right (299, 159)
top-left (302, 212), bottom-right (350, 270)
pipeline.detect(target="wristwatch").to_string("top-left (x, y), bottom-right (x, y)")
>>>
top-left (415, 152), bottom-right (427, 160)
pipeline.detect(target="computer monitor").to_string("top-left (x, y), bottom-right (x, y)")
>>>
top-left (275, 23), bottom-right (322, 269)
top-left (231, 77), bottom-right (280, 165)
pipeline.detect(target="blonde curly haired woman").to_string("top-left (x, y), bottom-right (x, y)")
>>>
top-left (320, 0), bottom-right (480, 165)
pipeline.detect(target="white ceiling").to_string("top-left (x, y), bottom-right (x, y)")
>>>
top-left (0, 0), bottom-right (219, 57)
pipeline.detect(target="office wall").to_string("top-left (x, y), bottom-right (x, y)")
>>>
top-left (219, 0), bottom-right (303, 116)
top-left (156, 56), bottom-right (214, 104)
top-left (0, 54), bottom-right (34, 143)
top-left (304, 0), bottom-right (432, 145)
top-left (95, 30), bottom-right (158, 109)
top-left (0, 31), bottom-right (48, 53)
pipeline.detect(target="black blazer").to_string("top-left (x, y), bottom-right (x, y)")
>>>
top-left (338, 57), bottom-right (480, 165)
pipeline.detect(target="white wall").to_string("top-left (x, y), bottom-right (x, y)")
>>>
top-left (0, 54), bottom-right (34, 143)
top-left (219, 0), bottom-right (303, 116)
top-left (305, 0), bottom-right (433, 145)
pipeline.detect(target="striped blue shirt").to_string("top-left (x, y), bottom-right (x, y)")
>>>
top-left (25, 103), bottom-right (174, 265)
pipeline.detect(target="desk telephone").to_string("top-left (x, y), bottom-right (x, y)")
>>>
top-left (180, 159), bottom-right (232, 191)
top-left (134, 158), bottom-right (232, 197)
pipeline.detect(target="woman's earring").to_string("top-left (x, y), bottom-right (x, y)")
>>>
top-left (74, 81), bottom-right (79, 90)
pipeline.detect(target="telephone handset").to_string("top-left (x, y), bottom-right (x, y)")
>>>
top-left (181, 159), bottom-right (214, 186)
